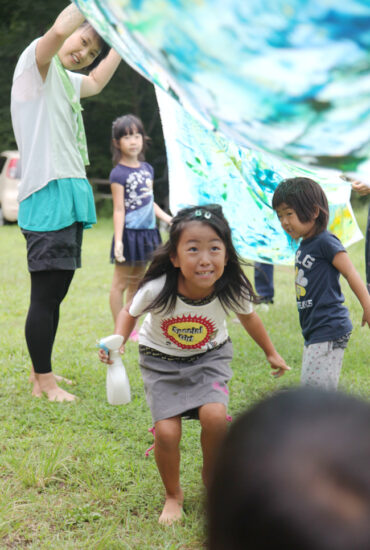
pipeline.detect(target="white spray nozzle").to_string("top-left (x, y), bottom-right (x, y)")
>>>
top-left (99, 334), bottom-right (124, 352)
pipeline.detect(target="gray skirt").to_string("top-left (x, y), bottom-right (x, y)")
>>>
top-left (139, 340), bottom-right (233, 423)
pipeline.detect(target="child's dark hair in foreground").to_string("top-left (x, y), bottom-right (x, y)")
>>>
top-left (208, 387), bottom-right (370, 550)
top-left (271, 177), bottom-right (370, 390)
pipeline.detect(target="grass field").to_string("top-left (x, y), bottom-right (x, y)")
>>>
top-left (0, 204), bottom-right (369, 549)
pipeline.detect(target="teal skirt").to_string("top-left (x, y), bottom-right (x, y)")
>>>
top-left (18, 178), bottom-right (96, 231)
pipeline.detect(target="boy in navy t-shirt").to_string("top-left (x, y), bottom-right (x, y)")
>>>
top-left (272, 177), bottom-right (370, 389)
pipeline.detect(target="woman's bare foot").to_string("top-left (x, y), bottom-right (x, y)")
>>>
top-left (53, 373), bottom-right (73, 385)
top-left (31, 378), bottom-right (42, 397)
top-left (29, 366), bottom-right (74, 386)
top-left (158, 490), bottom-right (184, 525)
top-left (35, 372), bottom-right (77, 402)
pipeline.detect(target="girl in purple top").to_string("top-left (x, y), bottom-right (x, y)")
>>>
top-left (272, 177), bottom-right (370, 390)
top-left (109, 115), bottom-right (172, 339)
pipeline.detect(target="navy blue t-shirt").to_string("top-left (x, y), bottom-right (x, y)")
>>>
top-left (109, 162), bottom-right (155, 229)
top-left (295, 230), bottom-right (352, 345)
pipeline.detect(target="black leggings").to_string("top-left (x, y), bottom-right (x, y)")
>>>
top-left (25, 270), bottom-right (75, 374)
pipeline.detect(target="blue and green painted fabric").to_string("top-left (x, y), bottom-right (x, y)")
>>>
top-left (74, 0), bottom-right (368, 263)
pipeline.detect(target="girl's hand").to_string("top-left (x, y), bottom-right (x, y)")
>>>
top-left (98, 348), bottom-right (113, 364)
top-left (98, 344), bottom-right (126, 364)
top-left (114, 241), bottom-right (125, 262)
top-left (266, 352), bottom-right (291, 378)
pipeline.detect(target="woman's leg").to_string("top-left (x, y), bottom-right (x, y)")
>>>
top-left (198, 403), bottom-right (228, 488)
top-left (29, 270), bottom-right (74, 389)
top-left (109, 263), bottom-right (146, 323)
top-left (26, 270), bottom-right (76, 401)
top-left (154, 416), bottom-right (184, 524)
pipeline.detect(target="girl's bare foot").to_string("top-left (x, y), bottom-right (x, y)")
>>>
top-left (159, 490), bottom-right (184, 525)
top-left (36, 372), bottom-right (77, 402)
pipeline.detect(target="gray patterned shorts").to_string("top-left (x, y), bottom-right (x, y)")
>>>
top-left (301, 333), bottom-right (351, 390)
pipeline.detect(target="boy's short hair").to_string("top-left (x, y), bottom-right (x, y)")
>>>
top-left (208, 388), bottom-right (370, 550)
top-left (272, 177), bottom-right (329, 235)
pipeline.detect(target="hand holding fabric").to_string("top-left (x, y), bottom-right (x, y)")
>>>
top-left (352, 180), bottom-right (370, 196)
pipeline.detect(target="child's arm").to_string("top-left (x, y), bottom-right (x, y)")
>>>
top-left (332, 252), bottom-right (370, 327)
top-left (154, 202), bottom-right (172, 225)
top-left (98, 304), bottom-right (137, 364)
top-left (36, 4), bottom-right (85, 80)
top-left (111, 182), bottom-right (125, 262)
top-left (80, 48), bottom-right (121, 97)
top-left (115, 304), bottom-right (137, 341)
top-left (237, 311), bottom-right (290, 377)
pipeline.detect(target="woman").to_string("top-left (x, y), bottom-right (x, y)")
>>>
top-left (11, 4), bottom-right (121, 402)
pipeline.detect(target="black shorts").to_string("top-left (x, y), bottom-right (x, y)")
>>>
top-left (22, 222), bottom-right (83, 272)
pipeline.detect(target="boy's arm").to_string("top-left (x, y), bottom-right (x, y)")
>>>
top-left (80, 48), bottom-right (121, 97)
top-left (332, 252), bottom-right (370, 327)
top-left (36, 4), bottom-right (85, 80)
top-left (236, 311), bottom-right (290, 377)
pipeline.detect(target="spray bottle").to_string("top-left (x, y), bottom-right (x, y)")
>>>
top-left (99, 334), bottom-right (131, 405)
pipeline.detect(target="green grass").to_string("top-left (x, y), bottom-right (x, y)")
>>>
top-left (0, 205), bottom-right (369, 549)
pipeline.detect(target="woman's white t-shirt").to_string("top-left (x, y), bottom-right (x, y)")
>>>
top-left (11, 38), bottom-right (86, 202)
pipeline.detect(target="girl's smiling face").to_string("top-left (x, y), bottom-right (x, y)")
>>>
top-left (276, 203), bottom-right (318, 240)
top-left (170, 221), bottom-right (228, 298)
top-left (58, 26), bottom-right (101, 71)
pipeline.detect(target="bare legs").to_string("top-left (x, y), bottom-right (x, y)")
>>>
top-left (199, 403), bottom-right (228, 488)
top-left (154, 403), bottom-right (227, 524)
top-left (109, 263), bottom-right (146, 325)
top-left (155, 416), bottom-right (184, 524)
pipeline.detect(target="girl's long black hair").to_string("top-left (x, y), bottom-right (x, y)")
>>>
top-left (138, 205), bottom-right (258, 314)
